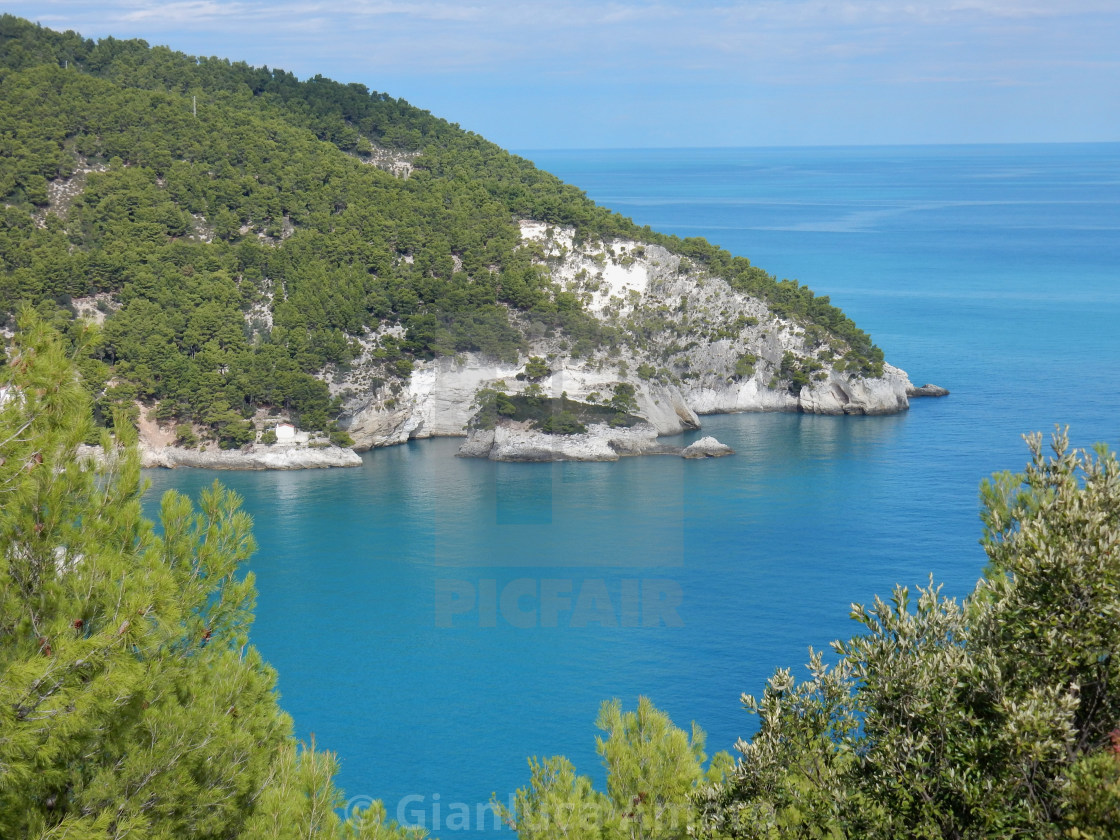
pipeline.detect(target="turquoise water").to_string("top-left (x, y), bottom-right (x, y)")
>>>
top-left (144, 144), bottom-right (1120, 835)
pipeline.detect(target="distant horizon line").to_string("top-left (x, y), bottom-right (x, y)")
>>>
top-left (512, 140), bottom-right (1120, 153)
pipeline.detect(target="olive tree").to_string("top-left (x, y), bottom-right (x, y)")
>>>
top-left (696, 430), bottom-right (1120, 840)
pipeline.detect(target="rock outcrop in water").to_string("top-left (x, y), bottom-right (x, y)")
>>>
top-left (681, 437), bottom-right (735, 459)
top-left (907, 383), bottom-right (950, 397)
top-left (140, 444), bottom-right (362, 470)
top-left (456, 422), bottom-right (733, 462)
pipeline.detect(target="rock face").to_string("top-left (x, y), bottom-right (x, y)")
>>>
top-left (686, 363), bottom-right (912, 417)
top-left (458, 422), bottom-right (661, 462)
top-left (341, 356), bottom-right (524, 448)
top-left (457, 422), bottom-right (733, 462)
top-left (907, 383), bottom-right (950, 398)
top-left (136, 443), bottom-right (362, 470)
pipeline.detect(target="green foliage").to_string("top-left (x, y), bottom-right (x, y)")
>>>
top-left (537, 410), bottom-right (587, 436)
top-left (521, 355), bottom-right (550, 380)
top-left (470, 388), bottom-right (639, 434)
top-left (696, 429), bottom-right (1120, 840)
top-left (174, 421), bottom-right (198, 446)
top-left (0, 313), bottom-right (411, 839)
top-left (498, 756), bottom-right (607, 840)
top-left (523, 382), bottom-right (546, 406)
top-left (732, 353), bottom-right (758, 380)
top-left (609, 382), bottom-right (638, 415)
top-left (499, 698), bottom-right (731, 840)
top-left (0, 13), bottom-right (888, 446)
top-left (1063, 743), bottom-right (1120, 840)
top-left (471, 385), bottom-right (517, 428)
top-left (329, 428), bottom-right (355, 448)
top-left (597, 698), bottom-right (733, 839)
top-left (778, 351), bottom-right (823, 394)
top-left (976, 429), bottom-right (1120, 757)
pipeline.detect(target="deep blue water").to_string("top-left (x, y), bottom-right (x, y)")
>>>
top-left (145, 144), bottom-right (1120, 835)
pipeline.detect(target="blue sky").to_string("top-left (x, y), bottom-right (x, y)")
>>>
top-left (7, 1), bottom-right (1119, 149)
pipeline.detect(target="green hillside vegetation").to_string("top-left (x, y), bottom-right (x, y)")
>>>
top-left (0, 15), bottom-right (881, 448)
top-left (470, 380), bottom-right (643, 434)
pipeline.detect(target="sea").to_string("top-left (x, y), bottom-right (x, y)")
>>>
top-left (144, 143), bottom-right (1120, 835)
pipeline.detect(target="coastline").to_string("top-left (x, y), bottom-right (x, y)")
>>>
top-left (80, 442), bottom-right (363, 470)
top-left (122, 375), bottom-right (946, 470)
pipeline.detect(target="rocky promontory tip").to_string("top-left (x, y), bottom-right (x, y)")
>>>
top-left (907, 383), bottom-right (950, 398)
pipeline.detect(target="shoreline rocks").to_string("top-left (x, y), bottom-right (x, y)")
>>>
top-left (456, 422), bottom-right (734, 462)
top-left (90, 443), bottom-right (364, 470)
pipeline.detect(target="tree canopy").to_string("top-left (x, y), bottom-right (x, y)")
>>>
top-left (0, 14), bottom-right (884, 449)
top-left (0, 314), bottom-right (420, 838)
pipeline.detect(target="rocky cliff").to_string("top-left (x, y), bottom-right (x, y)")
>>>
top-left (333, 221), bottom-right (923, 453)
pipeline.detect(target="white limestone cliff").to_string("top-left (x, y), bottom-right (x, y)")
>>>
top-left (81, 442), bottom-right (362, 470)
top-left (334, 221), bottom-right (920, 454)
top-left (127, 220), bottom-right (930, 467)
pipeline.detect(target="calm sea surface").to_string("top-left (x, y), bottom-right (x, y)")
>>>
top-left (145, 144), bottom-right (1120, 835)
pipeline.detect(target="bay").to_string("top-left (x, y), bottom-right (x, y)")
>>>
top-left (145, 143), bottom-right (1120, 836)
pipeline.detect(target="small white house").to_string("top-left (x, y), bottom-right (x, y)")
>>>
top-left (275, 422), bottom-right (297, 442)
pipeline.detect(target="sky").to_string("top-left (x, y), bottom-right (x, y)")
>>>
top-left (6, 1), bottom-right (1119, 149)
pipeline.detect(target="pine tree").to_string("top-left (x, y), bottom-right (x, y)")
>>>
top-left (498, 697), bottom-right (731, 840)
top-left (0, 315), bottom-right (418, 838)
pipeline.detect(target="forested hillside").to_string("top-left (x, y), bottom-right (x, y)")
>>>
top-left (0, 15), bottom-right (882, 448)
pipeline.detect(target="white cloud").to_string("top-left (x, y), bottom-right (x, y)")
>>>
top-left (119, 1), bottom-right (251, 24)
top-left (5, 0), bottom-right (1116, 145)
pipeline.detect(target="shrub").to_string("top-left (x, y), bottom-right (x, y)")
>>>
top-left (175, 423), bottom-right (198, 447)
top-left (537, 411), bottom-right (587, 436)
top-left (521, 356), bottom-right (550, 380)
top-left (733, 353), bottom-right (758, 380)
